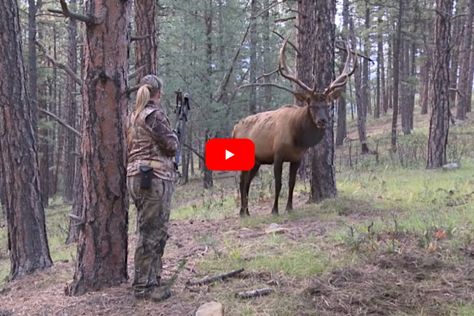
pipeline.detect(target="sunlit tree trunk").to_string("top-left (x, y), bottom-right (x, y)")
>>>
top-left (67, 0), bottom-right (131, 295)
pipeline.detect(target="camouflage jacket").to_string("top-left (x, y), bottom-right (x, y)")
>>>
top-left (127, 101), bottom-right (179, 181)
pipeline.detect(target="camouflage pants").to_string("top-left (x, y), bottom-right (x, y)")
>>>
top-left (127, 175), bottom-right (174, 290)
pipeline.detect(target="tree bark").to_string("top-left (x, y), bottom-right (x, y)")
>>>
top-left (456, 0), bottom-right (473, 120)
top-left (427, 0), bottom-right (452, 169)
top-left (297, 0), bottom-right (337, 202)
top-left (67, 0), bottom-right (131, 295)
top-left (134, 0), bottom-right (157, 81)
top-left (0, 0), bottom-right (53, 280)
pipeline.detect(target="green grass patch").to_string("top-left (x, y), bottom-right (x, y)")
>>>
top-left (455, 304), bottom-right (474, 316)
top-left (200, 234), bottom-right (334, 279)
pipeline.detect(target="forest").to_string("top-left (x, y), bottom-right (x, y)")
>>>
top-left (0, 0), bottom-right (473, 315)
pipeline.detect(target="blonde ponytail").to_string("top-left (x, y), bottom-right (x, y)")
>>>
top-left (131, 84), bottom-right (152, 124)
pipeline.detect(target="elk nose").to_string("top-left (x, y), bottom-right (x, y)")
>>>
top-left (317, 119), bottom-right (327, 127)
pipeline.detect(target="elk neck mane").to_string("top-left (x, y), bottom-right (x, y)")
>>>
top-left (292, 105), bottom-right (325, 149)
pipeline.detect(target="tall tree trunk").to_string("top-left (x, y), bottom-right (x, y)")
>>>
top-left (28, 0), bottom-right (39, 134)
top-left (262, 0), bottom-right (272, 107)
top-left (203, 0), bottom-right (214, 189)
top-left (449, 0), bottom-right (464, 109)
top-left (391, 0), bottom-right (403, 152)
top-left (67, 0), bottom-right (131, 295)
top-left (64, 0), bottom-right (79, 203)
top-left (456, 0), bottom-right (473, 120)
top-left (467, 41), bottom-right (474, 113)
top-left (134, 0), bottom-right (157, 80)
top-left (420, 52), bottom-right (431, 115)
top-left (401, 39), bottom-right (411, 135)
top-left (350, 14), bottom-right (370, 154)
top-left (0, 0), bottom-right (53, 280)
top-left (203, 131), bottom-right (213, 189)
top-left (51, 27), bottom-right (61, 197)
top-left (336, 0), bottom-right (349, 146)
top-left (427, 0), bottom-right (452, 169)
top-left (362, 2), bottom-right (371, 116)
top-left (297, 0), bottom-right (337, 202)
top-left (408, 39), bottom-right (416, 130)
top-left (376, 16), bottom-right (383, 119)
top-left (387, 34), bottom-right (393, 110)
top-left (335, 57), bottom-right (347, 147)
top-left (248, 0), bottom-right (258, 114)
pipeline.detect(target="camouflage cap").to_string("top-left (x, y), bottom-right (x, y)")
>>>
top-left (140, 74), bottom-right (163, 91)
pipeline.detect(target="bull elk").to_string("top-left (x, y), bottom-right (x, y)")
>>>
top-left (232, 39), bottom-right (357, 217)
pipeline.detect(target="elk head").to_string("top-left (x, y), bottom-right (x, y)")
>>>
top-left (278, 38), bottom-right (357, 129)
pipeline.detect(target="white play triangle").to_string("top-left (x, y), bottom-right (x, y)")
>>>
top-left (225, 149), bottom-right (234, 160)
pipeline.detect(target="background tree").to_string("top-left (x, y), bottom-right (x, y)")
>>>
top-left (427, 0), bottom-right (453, 169)
top-left (296, 0), bottom-right (337, 202)
top-left (0, 0), bottom-right (53, 280)
top-left (134, 0), bottom-right (158, 80)
top-left (456, 0), bottom-right (474, 120)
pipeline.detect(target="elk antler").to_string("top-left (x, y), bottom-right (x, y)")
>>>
top-left (278, 38), bottom-right (314, 93)
top-left (324, 41), bottom-right (358, 96)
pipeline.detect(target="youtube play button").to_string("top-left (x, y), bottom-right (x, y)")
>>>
top-left (205, 138), bottom-right (255, 171)
top-left (225, 150), bottom-right (234, 160)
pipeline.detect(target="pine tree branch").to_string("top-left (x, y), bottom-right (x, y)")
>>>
top-left (38, 108), bottom-right (81, 138)
top-left (35, 40), bottom-right (82, 86)
top-left (131, 34), bottom-right (152, 42)
top-left (239, 83), bottom-right (295, 96)
top-left (182, 143), bottom-right (204, 161)
top-left (48, 0), bottom-right (100, 24)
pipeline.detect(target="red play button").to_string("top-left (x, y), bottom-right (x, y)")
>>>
top-left (205, 138), bottom-right (255, 171)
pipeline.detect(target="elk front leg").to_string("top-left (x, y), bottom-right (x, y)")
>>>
top-left (272, 158), bottom-right (283, 215)
top-left (286, 161), bottom-right (301, 212)
top-left (245, 163), bottom-right (260, 216)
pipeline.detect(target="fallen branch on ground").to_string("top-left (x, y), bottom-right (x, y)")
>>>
top-left (235, 287), bottom-right (274, 299)
top-left (186, 268), bottom-right (244, 286)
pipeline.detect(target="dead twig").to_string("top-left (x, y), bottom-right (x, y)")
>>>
top-left (235, 287), bottom-right (274, 299)
top-left (36, 40), bottom-right (82, 86)
top-left (38, 108), bottom-right (81, 138)
top-left (186, 268), bottom-right (244, 286)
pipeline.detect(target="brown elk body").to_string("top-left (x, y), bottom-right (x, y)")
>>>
top-left (233, 39), bottom-right (357, 216)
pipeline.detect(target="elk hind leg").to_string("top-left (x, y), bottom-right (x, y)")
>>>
top-left (239, 171), bottom-right (250, 217)
top-left (286, 161), bottom-right (301, 212)
top-left (272, 158), bottom-right (283, 215)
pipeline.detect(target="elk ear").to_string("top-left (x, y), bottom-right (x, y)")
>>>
top-left (325, 89), bottom-right (343, 103)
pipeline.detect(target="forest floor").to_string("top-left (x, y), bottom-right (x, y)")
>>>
top-left (1, 113), bottom-right (474, 316)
